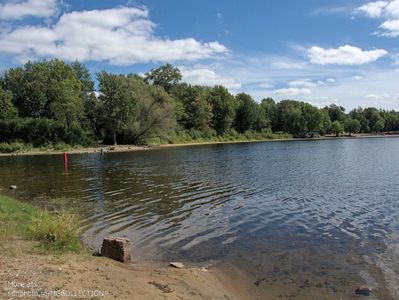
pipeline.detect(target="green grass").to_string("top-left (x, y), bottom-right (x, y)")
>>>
top-left (168, 129), bottom-right (293, 145)
top-left (0, 141), bottom-right (78, 153)
top-left (0, 194), bottom-right (81, 253)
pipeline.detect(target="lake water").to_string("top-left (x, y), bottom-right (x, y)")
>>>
top-left (1, 138), bottom-right (399, 299)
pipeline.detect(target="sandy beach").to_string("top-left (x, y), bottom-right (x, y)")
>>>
top-left (0, 237), bottom-right (257, 300)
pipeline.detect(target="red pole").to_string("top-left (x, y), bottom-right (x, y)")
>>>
top-left (64, 152), bottom-right (68, 173)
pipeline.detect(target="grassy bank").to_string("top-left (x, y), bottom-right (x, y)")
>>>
top-left (0, 194), bottom-right (81, 253)
top-left (0, 141), bottom-right (80, 153)
top-left (0, 132), bottom-right (293, 154)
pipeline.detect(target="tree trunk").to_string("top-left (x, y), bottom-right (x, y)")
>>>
top-left (113, 130), bottom-right (117, 146)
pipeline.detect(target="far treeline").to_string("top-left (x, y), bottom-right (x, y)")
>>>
top-left (1, 59), bottom-right (399, 151)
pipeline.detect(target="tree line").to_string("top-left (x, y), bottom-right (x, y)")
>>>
top-left (1, 59), bottom-right (399, 148)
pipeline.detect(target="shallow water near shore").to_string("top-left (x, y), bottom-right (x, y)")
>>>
top-left (1, 138), bottom-right (399, 299)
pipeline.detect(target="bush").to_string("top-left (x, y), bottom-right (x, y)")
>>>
top-left (29, 211), bottom-right (80, 252)
top-left (0, 118), bottom-right (95, 147)
top-left (0, 141), bottom-right (30, 153)
top-left (53, 142), bottom-right (70, 151)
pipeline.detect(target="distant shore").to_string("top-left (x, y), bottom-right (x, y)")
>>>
top-left (1, 133), bottom-right (399, 157)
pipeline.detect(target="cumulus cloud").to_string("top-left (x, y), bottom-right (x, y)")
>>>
top-left (380, 19), bottom-right (399, 36)
top-left (0, 0), bottom-right (58, 20)
top-left (357, 1), bottom-right (388, 18)
top-left (273, 88), bottom-right (312, 97)
top-left (308, 45), bottom-right (388, 65)
top-left (0, 6), bottom-right (228, 65)
top-left (180, 66), bottom-right (241, 89)
top-left (357, 0), bottom-right (399, 36)
top-left (326, 78), bottom-right (336, 83)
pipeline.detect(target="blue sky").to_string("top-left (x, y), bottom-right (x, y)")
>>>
top-left (0, 0), bottom-right (398, 110)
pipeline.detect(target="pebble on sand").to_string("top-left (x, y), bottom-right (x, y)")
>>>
top-left (169, 262), bottom-right (184, 269)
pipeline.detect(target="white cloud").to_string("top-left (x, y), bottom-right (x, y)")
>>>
top-left (326, 78), bottom-right (336, 83)
top-left (273, 88), bottom-right (312, 97)
top-left (357, 0), bottom-right (399, 37)
top-left (270, 61), bottom-right (307, 70)
top-left (353, 75), bottom-right (363, 80)
top-left (380, 19), bottom-right (399, 36)
top-left (180, 66), bottom-right (241, 90)
top-left (308, 45), bottom-right (388, 65)
top-left (258, 82), bottom-right (274, 89)
top-left (0, 6), bottom-right (228, 65)
top-left (0, 0), bottom-right (58, 20)
top-left (289, 79), bottom-right (320, 88)
top-left (366, 93), bottom-right (390, 99)
top-left (357, 1), bottom-right (388, 18)
top-left (385, 0), bottom-right (399, 18)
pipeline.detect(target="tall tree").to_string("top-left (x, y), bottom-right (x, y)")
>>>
top-left (344, 118), bottom-right (361, 136)
top-left (331, 120), bottom-right (344, 137)
top-left (207, 86), bottom-right (237, 135)
top-left (234, 93), bottom-right (257, 133)
top-left (145, 64), bottom-right (182, 93)
top-left (97, 72), bottom-right (136, 145)
top-left (125, 78), bottom-right (175, 143)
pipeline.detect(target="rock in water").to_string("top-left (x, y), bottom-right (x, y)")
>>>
top-left (9, 185), bottom-right (17, 190)
top-left (100, 237), bottom-right (131, 262)
top-left (355, 285), bottom-right (372, 296)
top-left (169, 262), bottom-right (184, 269)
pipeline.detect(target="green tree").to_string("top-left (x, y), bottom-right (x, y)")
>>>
top-left (384, 111), bottom-right (399, 131)
top-left (326, 104), bottom-right (345, 122)
top-left (277, 100), bottom-right (306, 137)
top-left (344, 118), bottom-right (361, 136)
top-left (331, 120), bottom-right (344, 137)
top-left (145, 64), bottom-right (182, 93)
top-left (96, 72), bottom-right (136, 145)
top-left (234, 93), bottom-right (257, 133)
top-left (0, 86), bottom-right (17, 119)
top-left (319, 109), bottom-right (331, 135)
top-left (302, 103), bottom-right (323, 137)
top-left (124, 79), bottom-right (175, 143)
top-left (373, 117), bottom-right (385, 132)
top-left (260, 98), bottom-right (277, 131)
top-left (208, 86), bottom-right (237, 135)
top-left (2, 60), bottom-right (84, 130)
top-left (46, 60), bottom-right (84, 130)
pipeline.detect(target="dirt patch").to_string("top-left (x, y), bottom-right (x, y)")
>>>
top-left (0, 238), bottom-right (254, 300)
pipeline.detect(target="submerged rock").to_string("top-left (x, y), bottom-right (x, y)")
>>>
top-left (100, 237), bottom-right (131, 262)
top-left (355, 285), bottom-right (373, 296)
top-left (169, 262), bottom-right (184, 269)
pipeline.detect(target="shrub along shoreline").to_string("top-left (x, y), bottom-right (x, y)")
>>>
top-left (0, 194), bottom-right (81, 253)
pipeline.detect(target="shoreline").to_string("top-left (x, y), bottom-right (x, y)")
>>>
top-left (1, 238), bottom-right (255, 300)
top-left (1, 133), bottom-right (399, 157)
top-left (0, 194), bottom-right (255, 299)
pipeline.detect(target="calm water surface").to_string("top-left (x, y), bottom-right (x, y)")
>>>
top-left (1, 138), bottom-right (399, 299)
